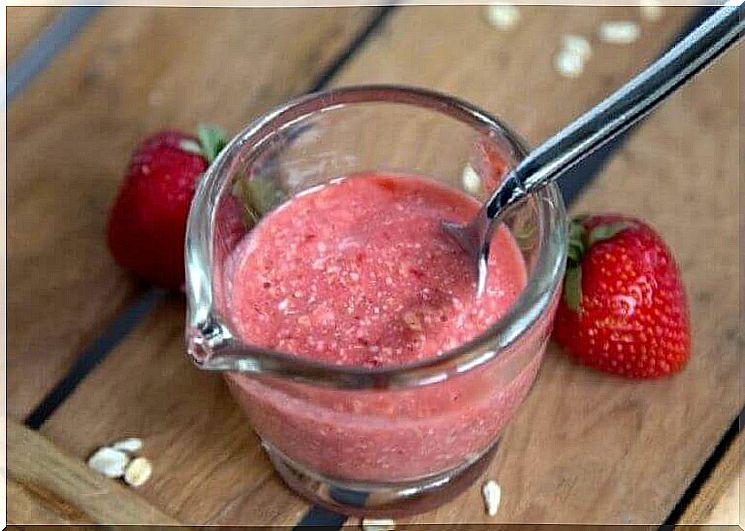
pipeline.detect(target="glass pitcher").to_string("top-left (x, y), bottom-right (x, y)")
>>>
top-left (184, 85), bottom-right (567, 517)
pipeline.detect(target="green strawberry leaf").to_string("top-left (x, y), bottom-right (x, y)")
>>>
top-left (567, 241), bottom-right (583, 263)
top-left (236, 175), bottom-right (286, 225)
top-left (197, 124), bottom-right (229, 164)
top-left (249, 177), bottom-right (284, 213)
top-left (572, 213), bottom-right (589, 224)
top-left (563, 265), bottom-right (582, 312)
top-left (568, 220), bottom-right (585, 245)
top-left (567, 218), bottom-right (587, 265)
top-left (587, 221), bottom-right (632, 247)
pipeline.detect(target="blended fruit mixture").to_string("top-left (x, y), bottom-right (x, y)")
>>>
top-left (224, 173), bottom-right (548, 481)
top-left (225, 174), bottom-right (526, 365)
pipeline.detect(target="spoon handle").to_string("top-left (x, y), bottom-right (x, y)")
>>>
top-left (486, 4), bottom-right (745, 219)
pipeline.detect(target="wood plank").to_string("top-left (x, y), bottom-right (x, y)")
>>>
top-left (7, 6), bottom-right (381, 419)
top-left (42, 297), bottom-right (311, 526)
top-left (679, 430), bottom-right (743, 527)
top-left (6, 6), bottom-right (62, 63)
top-left (329, 5), bottom-right (740, 525)
top-left (331, 5), bottom-right (691, 146)
top-left (560, 50), bottom-right (741, 527)
top-left (7, 479), bottom-right (73, 525)
top-left (39, 4), bottom-right (741, 527)
top-left (6, 420), bottom-right (180, 525)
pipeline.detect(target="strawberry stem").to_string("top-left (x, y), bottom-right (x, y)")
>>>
top-left (564, 265), bottom-right (582, 312)
top-left (567, 219), bottom-right (586, 263)
top-left (562, 217), bottom-right (633, 313)
top-left (563, 218), bottom-right (587, 312)
top-left (587, 221), bottom-right (632, 246)
top-left (197, 124), bottom-right (229, 164)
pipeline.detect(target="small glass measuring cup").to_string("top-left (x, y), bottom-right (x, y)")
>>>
top-left (185, 86), bottom-right (567, 516)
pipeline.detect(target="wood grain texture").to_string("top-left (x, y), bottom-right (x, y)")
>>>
top-left (679, 430), bottom-right (743, 527)
top-left (38, 4), bottom-right (741, 527)
top-left (6, 6), bottom-right (62, 63)
top-left (7, 479), bottom-right (74, 525)
top-left (6, 420), bottom-right (180, 525)
top-left (7, 6), bottom-right (380, 419)
top-left (331, 5), bottom-right (740, 525)
top-left (331, 6), bottom-right (690, 146)
top-left (42, 297), bottom-right (310, 526)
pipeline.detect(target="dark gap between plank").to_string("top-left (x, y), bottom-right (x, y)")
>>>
top-left (307, 4), bottom-right (399, 94)
top-left (660, 405), bottom-right (744, 528)
top-left (294, 505), bottom-right (348, 529)
top-left (6, 6), bottom-right (101, 103)
top-left (23, 288), bottom-right (165, 430)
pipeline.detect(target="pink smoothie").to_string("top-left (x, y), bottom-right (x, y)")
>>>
top-left (224, 173), bottom-right (550, 481)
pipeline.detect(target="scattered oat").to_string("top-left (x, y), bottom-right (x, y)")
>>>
top-left (553, 48), bottom-right (585, 79)
top-left (482, 480), bottom-right (502, 517)
top-left (87, 447), bottom-right (130, 478)
top-left (124, 457), bottom-right (153, 488)
top-left (484, 4), bottom-right (521, 31)
top-left (111, 437), bottom-right (143, 454)
top-left (461, 164), bottom-right (482, 195)
top-left (554, 34), bottom-right (592, 79)
top-left (599, 21), bottom-right (641, 45)
top-left (561, 34), bottom-right (592, 61)
top-left (640, 1), bottom-right (664, 22)
top-left (361, 518), bottom-right (396, 531)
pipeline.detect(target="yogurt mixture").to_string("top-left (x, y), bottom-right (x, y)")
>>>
top-left (224, 173), bottom-right (546, 480)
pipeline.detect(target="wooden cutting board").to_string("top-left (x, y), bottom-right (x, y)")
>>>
top-left (8, 5), bottom-right (741, 527)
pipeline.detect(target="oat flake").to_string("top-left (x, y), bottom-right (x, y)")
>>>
top-left (462, 164), bottom-right (482, 195)
top-left (554, 48), bottom-right (584, 79)
top-left (485, 5), bottom-right (521, 31)
top-left (111, 437), bottom-right (143, 454)
top-left (124, 457), bottom-right (153, 488)
top-left (561, 34), bottom-right (592, 61)
top-left (87, 447), bottom-right (129, 478)
top-left (599, 21), bottom-right (641, 45)
top-left (482, 480), bottom-right (502, 517)
top-left (640, 2), bottom-right (664, 22)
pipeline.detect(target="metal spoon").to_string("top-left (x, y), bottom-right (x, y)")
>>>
top-left (445, 4), bottom-right (745, 295)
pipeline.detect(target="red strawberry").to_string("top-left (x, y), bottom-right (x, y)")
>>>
top-left (552, 214), bottom-right (690, 378)
top-left (107, 125), bottom-right (228, 289)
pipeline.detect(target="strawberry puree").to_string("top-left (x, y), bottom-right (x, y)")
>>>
top-left (225, 174), bottom-right (526, 366)
top-left (224, 173), bottom-right (549, 481)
